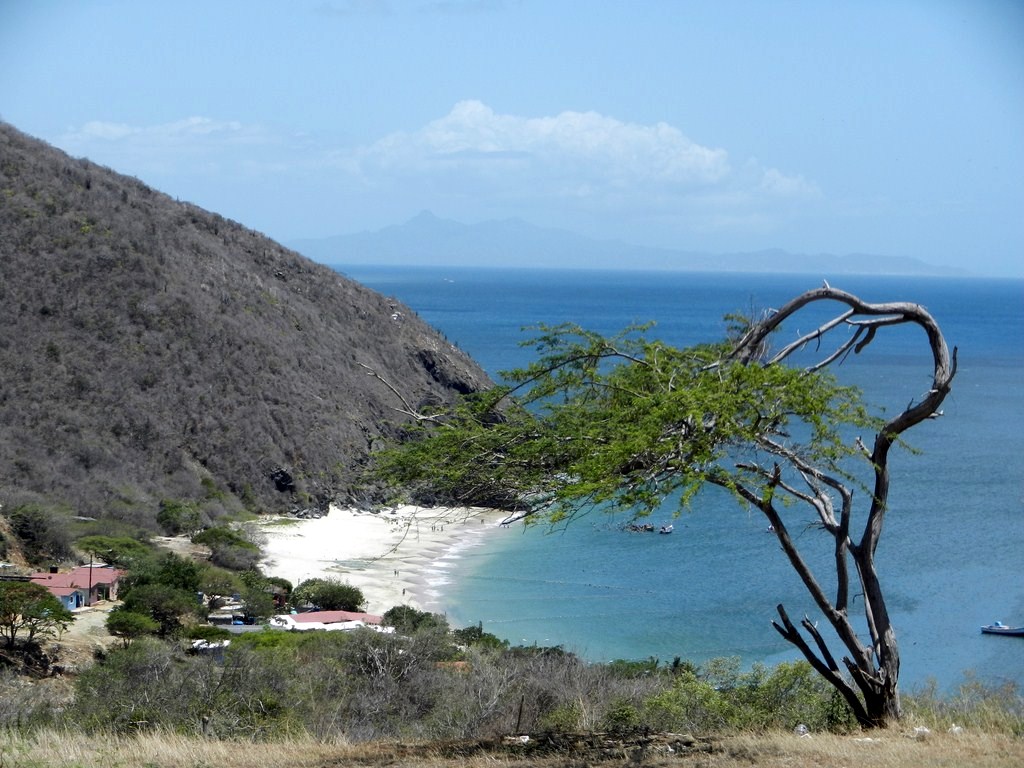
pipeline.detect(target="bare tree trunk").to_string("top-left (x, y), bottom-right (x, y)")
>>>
top-left (730, 287), bottom-right (957, 727)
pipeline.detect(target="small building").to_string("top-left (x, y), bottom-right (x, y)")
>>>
top-left (30, 564), bottom-right (124, 608)
top-left (40, 582), bottom-right (90, 611)
top-left (268, 609), bottom-right (393, 633)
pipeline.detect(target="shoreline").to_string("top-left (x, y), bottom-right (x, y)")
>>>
top-left (257, 504), bottom-right (503, 618)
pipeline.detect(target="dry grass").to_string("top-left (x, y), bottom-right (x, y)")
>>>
top-left (711, 730), bottom-right (1023, 768)
top-left (1, 728), bottom-right (1021, 768)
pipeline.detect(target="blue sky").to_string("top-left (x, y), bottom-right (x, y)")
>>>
top-left (1, 0), bottom-right (1021, 276)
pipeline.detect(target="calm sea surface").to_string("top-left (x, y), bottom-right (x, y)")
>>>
top-left (337, 266), bottom-right (1024, 690)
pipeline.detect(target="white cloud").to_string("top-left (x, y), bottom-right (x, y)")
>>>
top-left (73, 116), bottom-right (248, 143)
top-left (334, 102), bottom-right (821, 238)
top-left (760, 167), bottom-right (821, 199)
top-left (59, 117), bottom-right (281, 176)
top-left (346, 100), bottom-right (731, 192)
top-left (53, 104), bottom-right (822, 242)
top-left (77, 121), bottom-right (136, 140)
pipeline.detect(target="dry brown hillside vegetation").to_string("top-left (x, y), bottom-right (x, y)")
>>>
top-left (0, 122), bottom-right (488, 541)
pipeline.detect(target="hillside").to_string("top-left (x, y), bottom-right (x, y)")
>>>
top-left (0, 123), bottom-right (489, 530)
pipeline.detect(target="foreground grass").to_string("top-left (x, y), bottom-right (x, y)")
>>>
top-left (1, 729), bottom-right (1022, 768)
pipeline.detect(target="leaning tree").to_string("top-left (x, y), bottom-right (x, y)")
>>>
top-left (370, 286), bottom-right (956, 727)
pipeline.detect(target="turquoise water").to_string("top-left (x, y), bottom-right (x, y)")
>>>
top-left (338, 266), bottom-right (1024, 690)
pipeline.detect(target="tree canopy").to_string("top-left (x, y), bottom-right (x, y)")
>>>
top-left (291, 578), bottom-right (365, 612)
top-left (370, 287), bottom-right (956, 728)
top-left (0, 581), bottom-right (74, 648)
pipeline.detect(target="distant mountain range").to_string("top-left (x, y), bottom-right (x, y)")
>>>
top-left (288, 211), bottom-right (965, 277)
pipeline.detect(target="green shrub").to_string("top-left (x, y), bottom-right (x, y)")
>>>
top-left (906, 674), bottom-right (1024, 735)
top-left (383, 605), bottom-right (448, 635)
top-left (105, 608), bottom-right (159, 648)
top-left (601, 699), bottom-right (643, 733)
top-left (72, 637), bottom-right (299, 738)
top-left (156, 499), bottom-right (201, 536)
top-left (606, 657), bottom-right (661, 678)
top-left (291, 577), bottom-right (364, 612)
top-left (641, 670), bottom-right (732, 732)
top-left (120, 583), bottom-right (201, 638)
top-left (0, 581), bottom-right (74, 648)
top-left (191, 525), bottom-right (260, 570)
top-left (723, 660), bottom-right (852, 731)
top-left (75, 534), bottom-right (150, 568)
top-left (538, 701), bottom-right (583, 733)
top-left (451, 623), bottom-right (508, 653)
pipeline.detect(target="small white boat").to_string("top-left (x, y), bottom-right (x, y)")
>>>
top-left (658, 524), bottom-right (673, 535)
top-left (980, 621), bottom-right (1024, 637)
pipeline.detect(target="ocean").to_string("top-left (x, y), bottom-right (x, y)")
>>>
top-left (337, 266), bottom-right (1024, 691)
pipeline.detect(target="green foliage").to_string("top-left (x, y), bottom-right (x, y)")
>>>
top-left (717, 660), bottom-right (855, 732)
top-left (625, 658), bottom-right (853, 734)
top-left (372, 322), bottom-right (878, 523)
top-left (368, 315), bottom-right (914, 725)
top-left (230, 626), bottom-right (311, 652)
top-left (291, 577), bottom-right (365, 612)
top-left (105, 607), bottom-right (159, 648)
top-left (0, 581), bottom-right (73, 648)
top-left (265, 575), bottom-right (292, 591)
top-left (230, 569), bottom-right (282, 620)
top-left (119, 552), bottom-right (206, 637)
top-left (641, 669), bottom-right (733, 732)
top-left (72, 636), bottom-right (304, 737)
top-left (605, 656), bottom-right (662, 678)
top-left (156, 499), bottom-right (201, 536)
top-left (240, 585), bottom-right (276, 622)
top-left (120, 583), bottom-right (200, 638)
top-left (383, 605), bottom-right (449, 635)
top-left (191, 525), bottom-right (255, 551)
top-left (47, 625), bottom-right (1024, 743)
top-left (537, 701), bottom-right (583, 732)
top-left (191, 525), bottom-right (260, 570)
top-left (129, 551), bottom-right (204, 594)
top-left (72, 638), bottom-right (202, 734)
top-left (600, 699), bottom-right (643, 733)
top-left (198, 566), bottom-right (242, 607)
top-left (451, 623), bottom-right (509, 653)
top-left (75, 534), bottom-right (150, 568)
top-left (907, 675), bottom-right (1024, 735)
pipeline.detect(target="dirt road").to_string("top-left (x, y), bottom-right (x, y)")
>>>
top-left (52, 602), bottom-right (119, 668)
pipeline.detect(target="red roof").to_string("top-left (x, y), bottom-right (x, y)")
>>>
top-left (30, 565), bottom-right (123, 590)
top-left (291, 610), bottom-right (382, 625)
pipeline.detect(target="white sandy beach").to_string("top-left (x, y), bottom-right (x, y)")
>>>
top-left (258, 505), bottom-right (504, 617)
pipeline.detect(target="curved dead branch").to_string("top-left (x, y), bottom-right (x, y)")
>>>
top-left (727, 286), bottom-right (957, 727)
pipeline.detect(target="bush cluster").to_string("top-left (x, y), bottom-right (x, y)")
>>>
top-left (62, 622), bottom-right (858, 742)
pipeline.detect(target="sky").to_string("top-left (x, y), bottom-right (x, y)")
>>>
top-left (1, 0), bottom-right (1022, 277)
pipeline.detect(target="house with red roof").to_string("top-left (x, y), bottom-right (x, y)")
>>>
top-left (268, 609), bottom-right (393, 633)
top-left (30, 565), bottom-right (124, 610)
